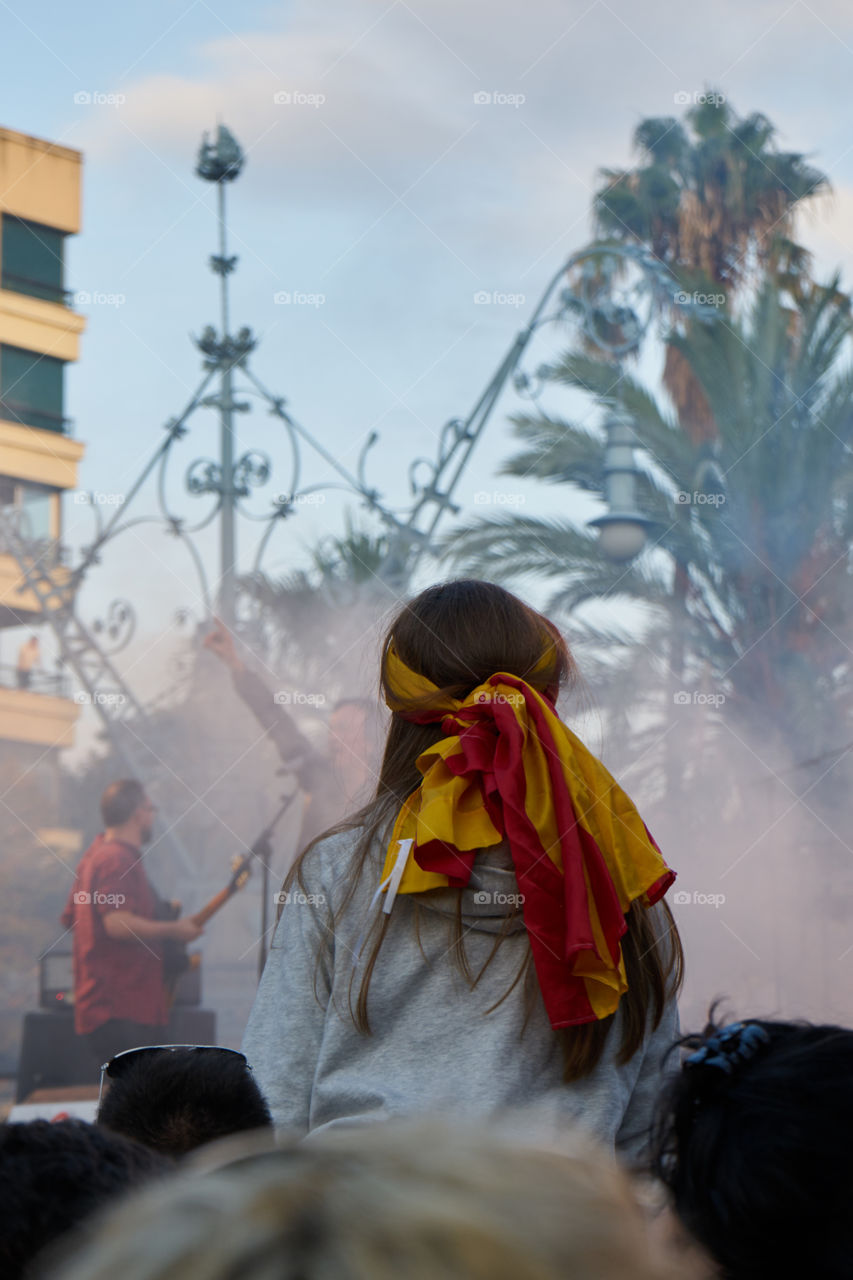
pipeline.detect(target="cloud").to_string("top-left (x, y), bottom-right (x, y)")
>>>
top-left (797, 182), bottom-right (853, 279)
top-left (62, 0), bottom-right (853, 631)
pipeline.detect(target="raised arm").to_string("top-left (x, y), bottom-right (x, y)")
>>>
top-left (204, 618), bottom-right (324, 780)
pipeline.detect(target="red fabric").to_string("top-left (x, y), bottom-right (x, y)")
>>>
top-left (60, 835), bottom-right (169, 1036)
top-left (397, 676), bottom-right (676, 1027)
top-left (409, 688), bottom-right (600, 1024)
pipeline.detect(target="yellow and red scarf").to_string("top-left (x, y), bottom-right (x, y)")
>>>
top-left (381, 644), bottom-right (676, 1029)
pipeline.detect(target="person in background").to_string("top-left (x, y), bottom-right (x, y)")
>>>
top-left (0, 1118), bottom-right (168, 1280)
top-left (15, 634), bottom-right (40, 689)
top-left (651, 1013), bottom-right (853, 1280)
top-left (243, 579), bottom-right (683, 1158)
top-left (97, 1045), bottom-right (272, 1158)
top-left (61, 779), bottom-right (203, 1067)
top-left (49, 1119), bottom-right (690, 1280)
top-left (203, 618), bottom-right (381, 849)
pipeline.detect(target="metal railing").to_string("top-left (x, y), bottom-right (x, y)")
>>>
top-left (0, 529), bottom-right (68, 567)
top-left (1, 271), bottom-right (72, 306)
top-left (0, 660), bottom-right (70, 698)
top-left (0, 398), bottom-right (72, 434)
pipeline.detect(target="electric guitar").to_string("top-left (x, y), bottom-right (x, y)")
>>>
top-left (158, 853), bottom-right (252, 998)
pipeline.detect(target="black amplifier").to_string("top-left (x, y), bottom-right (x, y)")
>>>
top-left (39, 951), bottom-right (74, 1012)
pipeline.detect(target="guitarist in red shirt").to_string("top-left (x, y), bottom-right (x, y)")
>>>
top-left (61, 779), bottom-right (203, 1065)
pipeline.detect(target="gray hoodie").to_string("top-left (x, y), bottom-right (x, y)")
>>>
top-left (242, 826), bottom-right (680, 1162)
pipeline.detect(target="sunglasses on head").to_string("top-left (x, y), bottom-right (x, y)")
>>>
top-left (98, 1043), bottom-right (250, 1106)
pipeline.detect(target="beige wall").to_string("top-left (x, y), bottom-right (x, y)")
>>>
top-left (0, 128), bottom-right (82, 234)
top-left (0, 126), bottom-right (86, 358)
top-left (0, 289), bottom-right (85, 361)
top-left (0, 420), bottom-right (84, 489)
top-left (0, 686), bottom-right (80, 748)
top-left (0, 127), bottom-right (86, 751)
top-left (0, 553), bottom-right (73, 616)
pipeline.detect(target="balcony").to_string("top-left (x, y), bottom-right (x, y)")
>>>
top-left (0, 293), bottom-right (85, 366)
top-left (0, 398), bottom-right (72, 435)
top-left (0, 542), bottom-right (74, 623)
top-left (0, 271), bottom-right (72, 307)
top-left (0, 660), bottom-right (70, 698)
top-left (0, 419), bottom-right (85, 490)
top-left (0, 673), bottom-right (80, 749)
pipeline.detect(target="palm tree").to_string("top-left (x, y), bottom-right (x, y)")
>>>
top-left (446, 272), bottom-right (853, 776)
top-left (236, 516), bottom-right (398, 698)
top-left (593, 95), bottom-right (830, 443)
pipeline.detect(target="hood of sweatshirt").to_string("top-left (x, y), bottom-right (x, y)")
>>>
top-left (410, 841), bottom-right (527, 936)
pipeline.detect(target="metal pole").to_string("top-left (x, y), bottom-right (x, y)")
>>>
top-left (247, 788), bottom-right (301, 980)
top-left (218, 180), bottom-right (236, 627)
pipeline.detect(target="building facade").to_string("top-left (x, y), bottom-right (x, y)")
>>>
top-left (0, 126), bottom-right (86, 853)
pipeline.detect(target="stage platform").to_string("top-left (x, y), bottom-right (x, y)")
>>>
top-left (9, 1085), bottom-right (100, 1123)
top-left (15, 1008), bottom-right (217, 1102)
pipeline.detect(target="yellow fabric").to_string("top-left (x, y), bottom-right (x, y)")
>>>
top-left (378, 643), bottom-right (676, 1026)
top-left (382, 647), bottom-right (666, 903)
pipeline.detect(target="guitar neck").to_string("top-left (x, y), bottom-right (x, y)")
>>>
top-left (192, 886), bottom-right (234, 928)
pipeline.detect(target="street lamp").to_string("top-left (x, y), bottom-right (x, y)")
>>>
top-left (195, 123), bottom-right (246, 627)
top-left (588, 410), bottom-right (654, 561)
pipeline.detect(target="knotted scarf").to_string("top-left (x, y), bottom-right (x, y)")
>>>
top-left (380, 644), bottom-right (676, 1028)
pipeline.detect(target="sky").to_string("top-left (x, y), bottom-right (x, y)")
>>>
top-left (4, 0), bottom-right (853, 719)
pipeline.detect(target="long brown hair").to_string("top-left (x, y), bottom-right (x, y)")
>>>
top-left (284, 579), bottom-right (683, 1082)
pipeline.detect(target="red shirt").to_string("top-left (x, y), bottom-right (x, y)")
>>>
top-left (60, 835), bottom-right (169, 1035)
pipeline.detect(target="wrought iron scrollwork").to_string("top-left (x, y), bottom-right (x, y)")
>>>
top-left (90, 599), bottom-right (136, 654)
top-left (186, 459), bottom-right (223, 496)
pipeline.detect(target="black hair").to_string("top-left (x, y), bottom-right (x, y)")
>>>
top-left (0, 1118), bottom-right (168, 1280)
top-left (650, 1010), bottom-right (853, 1279)
top-left (97, 1047), bottom-right (273, 1157)
top-left (100, 779), bottom-right (146, 827)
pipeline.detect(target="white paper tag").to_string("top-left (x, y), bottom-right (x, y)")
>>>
top-left (382, 838), bottom-right (414, 915)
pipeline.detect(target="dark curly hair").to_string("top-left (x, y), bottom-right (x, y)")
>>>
top-left (0, 1118), bottom-right (167, 1279)
top-left (650, 1008), bottom-right (853, 1279)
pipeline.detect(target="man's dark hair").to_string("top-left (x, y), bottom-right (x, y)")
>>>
top-left (100, 779), bottom-right (146, 827)
top-left (650, 1011), bottom-right (853, 1279)
top-left (97, 1047), bottom-right (273, 1157)
top-left (0, 1118), bottom-right (168, 1280)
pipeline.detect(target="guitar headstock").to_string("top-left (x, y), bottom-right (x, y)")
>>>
top-left (228, 853), bottom-right (252, 893)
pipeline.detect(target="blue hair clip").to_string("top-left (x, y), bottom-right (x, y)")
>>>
top-left (685, 1021), bottom-right (770, 1076)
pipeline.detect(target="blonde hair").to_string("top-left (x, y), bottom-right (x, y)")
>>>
top-left (54, 1118), bottom-right (691, 1280)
